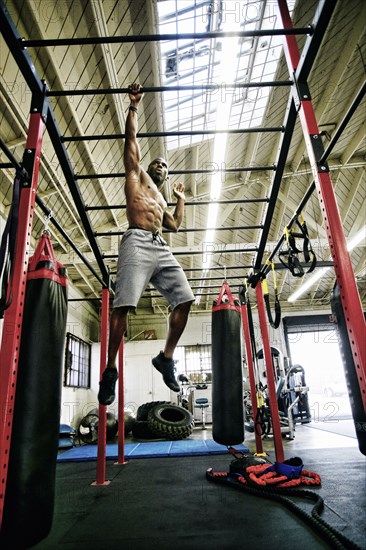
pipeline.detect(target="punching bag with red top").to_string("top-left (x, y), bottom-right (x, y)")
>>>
top-left (1, 233), bottom-right (68, 549)
top-left (212, 282), bottom-right (244, 446)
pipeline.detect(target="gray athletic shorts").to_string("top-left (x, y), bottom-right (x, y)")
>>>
top-left (113, 228), bottom-right (195, 310)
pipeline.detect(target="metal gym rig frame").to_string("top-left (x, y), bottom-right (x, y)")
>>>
top-left (0, 0), bottom-right (365, 527)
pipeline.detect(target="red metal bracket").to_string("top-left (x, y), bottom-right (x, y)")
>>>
top-left (241, 301), bottom-right (264, 455)
top-left (94, 286), bottom-right (111, 486)
top-left (256, 283), bottom-right (285, 463)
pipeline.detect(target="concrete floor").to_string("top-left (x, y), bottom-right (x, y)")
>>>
top-left (189, 417), bottom-right (359, 453)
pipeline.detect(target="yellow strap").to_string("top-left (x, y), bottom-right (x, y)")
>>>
top-left (270, 261), bottom-right (277, 290)
top-left (257, 392), bottom-right (265, 407)
top-left (298, 212), bottom-right (305, 225)
top-left (284, 226), bottom-right (291, 242)
top-left (262, 278), bottom-right (269, 295)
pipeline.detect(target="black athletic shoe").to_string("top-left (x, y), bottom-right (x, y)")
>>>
top-left (98, 367), bottom-right (118, 405)
top-left (152, 351), bottom-right (180, 392)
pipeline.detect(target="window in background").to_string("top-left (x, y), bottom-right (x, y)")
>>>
top-left (64, 333), bottom-right (91, 388)
top-left (176, 344), bottom-right (212, 383)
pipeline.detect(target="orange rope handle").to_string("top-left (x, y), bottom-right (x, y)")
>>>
top-left (299, 470), bottom-right (321, 485)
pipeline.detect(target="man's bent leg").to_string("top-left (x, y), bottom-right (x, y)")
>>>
top-left (152, 301), bottom-right (192, 393)
top-left (164, 300), bottom-right (192, 358)
top-left (98, 306), bottom-right (129, 405)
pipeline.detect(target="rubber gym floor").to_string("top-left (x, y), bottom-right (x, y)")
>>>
top-left (31, 423), bottom-right (365, 550)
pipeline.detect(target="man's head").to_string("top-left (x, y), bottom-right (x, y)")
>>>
top-left (147, 157), bottom-right (168, 188)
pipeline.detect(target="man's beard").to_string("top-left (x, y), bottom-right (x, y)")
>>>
top-left (149, 169), bottom-right (165, 187)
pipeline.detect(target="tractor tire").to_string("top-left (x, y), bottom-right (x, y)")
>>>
top-left (147, 402), bottom-right (194, 440)
top-left (131, 420), bottom-right (161, 441)
top-left (136, 401), bottom-right (169, 421)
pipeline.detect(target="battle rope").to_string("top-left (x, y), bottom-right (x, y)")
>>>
top-left (278, 213), bottom-right (317, 278)
top-left (207, 456), bottom-right (362, 550)
top-left (262, 260), bottom-right (281, 329)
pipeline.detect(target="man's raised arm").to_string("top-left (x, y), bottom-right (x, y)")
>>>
top-left (124, 84), bottom-right (144, 175)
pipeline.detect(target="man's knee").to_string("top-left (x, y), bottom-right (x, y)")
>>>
top-left (174, 300), bottom-right (193, 314)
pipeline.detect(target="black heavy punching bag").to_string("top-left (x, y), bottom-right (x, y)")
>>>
top-left (1, 233), bottom-right (68, 548)
top-left (331, 283), bottom-right (366, 456)
top-left (212, 282), bottom-right (244, 446)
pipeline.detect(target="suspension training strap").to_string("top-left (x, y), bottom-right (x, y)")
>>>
top-left (278, 213), bottom-right (317, 278)
top-left (263, 261), bottom-right (281, 329)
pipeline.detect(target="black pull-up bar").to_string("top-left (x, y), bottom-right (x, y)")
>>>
top-left (94, 225), bottom-right (263, 237)
top-left (62, 127), bottom-right (284, 142)
top-left (21, 27), bottom-right (313, 48)
top-left (47, 82), bottom-right (292, 97)
top-left (86, 198), bottom-right (269, 211)
top-left (77, 166), bottom-right (275, 180)
top-left (103, 247), bottom-right (258, 259)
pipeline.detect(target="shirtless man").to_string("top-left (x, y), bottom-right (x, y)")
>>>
top-left (98, 84), bottom-right (195, 406)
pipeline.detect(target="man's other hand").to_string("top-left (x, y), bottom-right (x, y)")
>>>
top-left (173, 182), bottom-right (185, 201)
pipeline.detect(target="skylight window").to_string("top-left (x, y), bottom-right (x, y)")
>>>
top-left (157, 0), bottom-right (295, 150)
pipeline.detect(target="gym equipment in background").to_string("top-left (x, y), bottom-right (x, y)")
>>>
top-left (78, 410), bottom-right (118, 444)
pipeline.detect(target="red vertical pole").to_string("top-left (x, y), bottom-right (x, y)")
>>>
top-left (278, 0), bottom-right (366, 411)
top-left (256, 283), bottom-right (285, 463)
top-left (241, 303), bottom-right (264, 455)
top-left (93, 286), bottom-right (110, 486)
top-left (117, 337), bottom-right (127, 465)
top-left (0, 109), bottom-right (45, 526)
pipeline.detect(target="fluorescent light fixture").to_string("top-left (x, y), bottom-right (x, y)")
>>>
top-left (288, 225), bottom-right (366, 303)
top-left (347, 224), bottom-right (366, 251)
top-left (196, 6), bottom-right (242, 304)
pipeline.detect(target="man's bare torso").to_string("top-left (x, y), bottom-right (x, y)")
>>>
top-left (125, 168), bottom-right (167, 233)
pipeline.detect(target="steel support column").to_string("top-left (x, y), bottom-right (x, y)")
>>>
top-left (278, 0), bottom-right (366, 411)
top-left (241, 302), bottom-right (264, 455)
top-left (255, 283), bottom-right (284, 463)
top-left (0, 103), bottom-right (46, 526)
top-left (117, 338), bottom-right (127, 465)
top-left (93, 287), bottom-right (110, 487)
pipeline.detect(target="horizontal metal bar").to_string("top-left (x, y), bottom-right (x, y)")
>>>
top-left (147, 292), bottom-right (241, 299)
top-left (48, 82), bottom-right (292, 97)
top-left (77, 165), bottom-right (275, 180)
top-left (62, 127), bottom-right (284, 142)
top-left (0, 137), bottom-right (23, 172)
top-left (109, 265), bottom-right (253, 276)
top-left (95, 225), bottom-right (263, 237)
top-left (103, 247), bottom-right (258, 259)
top-left (186, 260), bottom-right (334, 277)
top-left (86, 197), bottom-right (269, 211)
top-left (21, 27), bottom-right (313, 48)
top-left (145, 283), bottom-right (227, 292)
top-left (186, 275), bottom-right (246, 282)
top-left (183, 265), bottom-right (252, 272)
top-left (68, 298), bottom-right (101, 302)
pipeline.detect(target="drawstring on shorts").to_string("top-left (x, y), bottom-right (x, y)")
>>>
top-left (152, 231), bottom-right (166, 246)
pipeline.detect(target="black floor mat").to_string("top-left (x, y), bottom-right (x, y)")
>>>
top-left (31, 446), bottom-right (365, 550)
